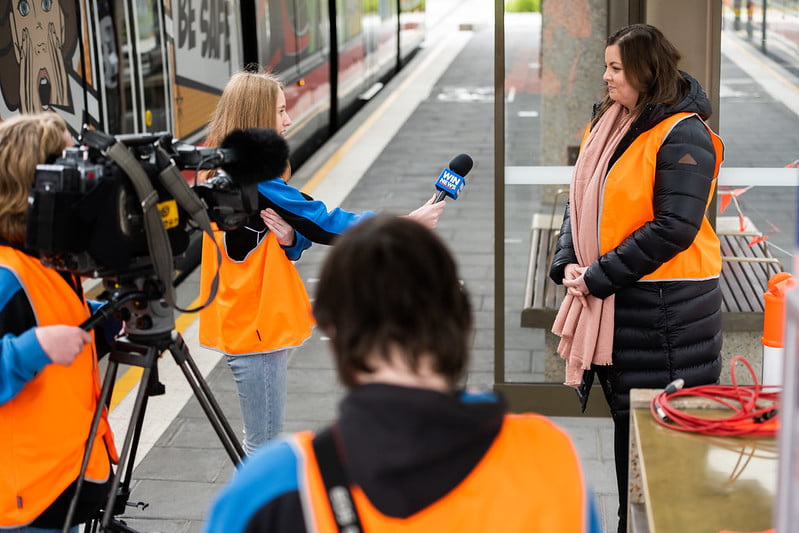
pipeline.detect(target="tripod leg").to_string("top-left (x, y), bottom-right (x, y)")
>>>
top-left (86, 514), bottom-right (140, 533)
top-left (115, 365), bottom-right (159, 507)
top-left (167, 332), bottom-right (245, 463)
top-left (101, 346), bottom-right (159, 530)
top-left (61, 358), bottom-right (120, 533)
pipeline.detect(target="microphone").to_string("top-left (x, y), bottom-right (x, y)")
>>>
top-left (170, 143), bottom-right (235, 170)
top-left (192, 128), bottom-right (290, 230)
top-left (171, 127), bottom-right (289, 185)
top-left (219, 127), bottom-right (290, 185)
top-left (434, 154), bottom-right (473, 203)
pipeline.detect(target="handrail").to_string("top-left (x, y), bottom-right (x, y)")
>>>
top-left (506, 166), bottom-right (798, 186)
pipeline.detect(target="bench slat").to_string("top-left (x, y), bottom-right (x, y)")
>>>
top-left (526, 225), bottom-right (544, 310)
top-left (720, 237), bottom-right (756, 312)
top-left (521, 214), bottom-right (564, 328)
top-left (718, 226), bottom-right (782, 313)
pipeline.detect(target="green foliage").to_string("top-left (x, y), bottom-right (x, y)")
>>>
top-left (505, 0), bottom-right (541, 13)
top-left (367, 0), bottom-right (426, 14)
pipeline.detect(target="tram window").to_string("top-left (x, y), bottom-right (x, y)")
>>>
top-left (112, 0), bottom-right (136, 133)
top-left (113, 0), bottom-right (170, 133)
top-left (98, 1), bottom-right (123, 134)
top-left (338, 0), bottom-right (363, 43)
top-left (135, 0), bottom-right (169, 132)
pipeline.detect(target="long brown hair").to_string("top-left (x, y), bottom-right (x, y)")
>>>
top-left (593, 24), bottom-right (686, 127)
top-left (0, 113), bottom-right (68, 242)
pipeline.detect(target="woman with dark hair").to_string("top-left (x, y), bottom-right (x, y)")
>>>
top-left (204, 215), bottom-right (602, 533)
top-left (549, 24), bottom-right (724, 533)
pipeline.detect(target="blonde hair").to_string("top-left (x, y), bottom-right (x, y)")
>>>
top-left (0, 113), bottom-right (68, 242)
top-left (205, 70), bottom-right (283, 148)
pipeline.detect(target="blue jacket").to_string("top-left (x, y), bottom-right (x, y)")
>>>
top-left (0, 264), bottom-right (51, 404)
top-left (220, 178), bottom-right (376, 262)
top-left (257, 179), bottom-right (375, 246)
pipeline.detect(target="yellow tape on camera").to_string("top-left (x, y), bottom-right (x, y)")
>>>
top-left (158, 199), bottom-right (179, 229)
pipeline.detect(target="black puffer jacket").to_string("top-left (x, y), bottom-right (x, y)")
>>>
top-left (549, 73), bottom-right (723, 417)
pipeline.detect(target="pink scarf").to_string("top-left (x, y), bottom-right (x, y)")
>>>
top-left (552, 103), bottom-right (633, 387)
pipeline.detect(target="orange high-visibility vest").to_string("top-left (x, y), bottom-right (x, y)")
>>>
top-left (294, 414), bottom-right (590, 532)
top-left (199, 228), bottom-right (314, 355)
top-left (588, 112), bottom-right (724, 281)
top-left (0, 247), bottom-right (116, 527)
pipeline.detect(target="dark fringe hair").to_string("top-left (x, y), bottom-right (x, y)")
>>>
top-left (313, 215), bottom-right (473, 389)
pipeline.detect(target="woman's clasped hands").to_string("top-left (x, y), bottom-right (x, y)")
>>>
top-left (563, 263), bottom-right (589, 308)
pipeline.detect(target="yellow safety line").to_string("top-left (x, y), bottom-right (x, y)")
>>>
top-left (108, 294), bottom-right (203, 410)
top-left (108, 368), bottom-right (143, 410)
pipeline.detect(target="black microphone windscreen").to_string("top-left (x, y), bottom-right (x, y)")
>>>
top-left (449, 153), bottom-right (473, 177)
top-left (219, 128), bottom-right (289, 185)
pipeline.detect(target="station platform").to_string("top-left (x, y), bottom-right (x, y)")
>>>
top-left (101, 2), bottom-right (799, 532)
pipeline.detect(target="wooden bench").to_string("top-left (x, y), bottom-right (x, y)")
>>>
top-left (520, 214), bottom-right (784, 384)
top-left (519, 213), bottom-right (564, 329)
top-left (715, 216), bottom-right (783, 327)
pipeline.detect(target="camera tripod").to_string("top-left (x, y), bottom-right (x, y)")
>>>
top-left (64, 276), bottom-right (244, 533)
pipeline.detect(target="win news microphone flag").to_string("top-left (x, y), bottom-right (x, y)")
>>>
top-left (434, 154), bottom-right (473, 202)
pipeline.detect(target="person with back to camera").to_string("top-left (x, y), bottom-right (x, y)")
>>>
top-left (203, 214), bottom-right (602, 533)
top-left (198, 68), bottom-right (445, 455)
top-left (548, 24), bottom-right (724, 533)
top-left (0, 113), bottom-right (117, 532)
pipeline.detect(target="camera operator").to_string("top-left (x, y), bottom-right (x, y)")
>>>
top-left (0, 113), bottom-right (117, 533)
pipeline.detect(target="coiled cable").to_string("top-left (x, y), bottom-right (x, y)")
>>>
top-left (650, 356), bottom-right (780, 437)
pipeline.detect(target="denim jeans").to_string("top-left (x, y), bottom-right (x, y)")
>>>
top-left (225, 349), bottom-right (289, 455)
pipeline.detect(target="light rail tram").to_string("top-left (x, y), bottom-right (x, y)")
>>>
top-left (0, 0), bottom-right (426, 167)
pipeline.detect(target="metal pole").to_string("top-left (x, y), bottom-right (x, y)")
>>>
top-left (761, 0), bottom-right (767, 52)
top-left (493, 0), bottom-right (505, 388)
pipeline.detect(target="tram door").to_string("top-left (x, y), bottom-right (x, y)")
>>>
top-left (109, 0), bottom-right (171, 134)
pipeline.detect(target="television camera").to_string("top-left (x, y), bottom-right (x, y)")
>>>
top-left (27, 127), bottom-right (286, 280)
top-left (23, 127), bottom-right (288, 532)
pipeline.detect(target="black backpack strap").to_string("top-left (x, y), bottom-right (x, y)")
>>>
top-left (311, 426), bottom-right (364, 533)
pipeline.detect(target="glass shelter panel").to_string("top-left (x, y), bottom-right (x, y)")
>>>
top-left (717, 1), bottom-right (799, 260)
top-left (497, 0), bottom-right (799, 415)
top-left (502, 2), bottom-right (607, 386)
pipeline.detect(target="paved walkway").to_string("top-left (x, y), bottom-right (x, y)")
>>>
top-left (102, 4), bottom-right (799, 532)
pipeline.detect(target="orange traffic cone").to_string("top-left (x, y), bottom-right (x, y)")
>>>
top-left (762, 272), bottom-right (796, 386)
